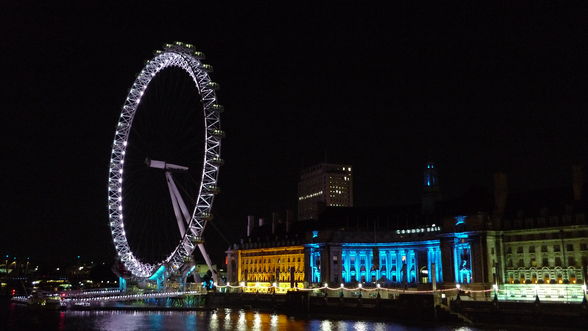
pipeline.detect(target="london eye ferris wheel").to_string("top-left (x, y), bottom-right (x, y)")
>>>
top-left (107, 42), bottom-right (224, 282)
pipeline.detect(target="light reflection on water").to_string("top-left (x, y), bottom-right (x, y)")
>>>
top-left (3, 303), bottom-right (475, 331)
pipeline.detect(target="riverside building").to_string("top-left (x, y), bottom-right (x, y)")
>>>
top-left (226, 164), bottom-right (588, 302)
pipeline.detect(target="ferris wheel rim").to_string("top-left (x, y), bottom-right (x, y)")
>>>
top-left (107, 43), bottom-right (222, 279)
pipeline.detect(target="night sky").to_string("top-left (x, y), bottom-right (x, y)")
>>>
top-left (2, 2), bottom-right (588, 266)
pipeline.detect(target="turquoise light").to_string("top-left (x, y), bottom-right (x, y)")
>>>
top-left (149, 265), bottom-right (167, 290)
top-left (149, 265), bottom-right (166, 281)
top-left (455, 216), bottom-right (467, 225)
top-left (454, 240), bottom-right (472, 284)
top-left (455, 232), bottom-right (469, 239)
top-left (340, 241), bottom-right (442, 284)
top-left (310, 248), bottom-right (321, 283)
top-left (118, 277), bottom-right (127, 291)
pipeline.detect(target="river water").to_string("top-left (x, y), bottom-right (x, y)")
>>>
top-left (2, 302), bottom-right (478, 331)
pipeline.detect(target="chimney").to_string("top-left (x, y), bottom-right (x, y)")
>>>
top-left (271, 212), bottom-right (278, 234)
top-left (247, 215), bottom-right (255, 237)
top-left (572, 164), bottom-right (583, 201)
top-left (494, 172), bottom-right (508, 216)
top-left (285, 210), bottom-right (293, 233)
top-left (258, 218), bottom-right (265, 227)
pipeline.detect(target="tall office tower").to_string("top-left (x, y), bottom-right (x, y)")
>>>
top-left (422, 161), bottom-right (440, 214)
top-left (297, 163), bottom-right (353, 220)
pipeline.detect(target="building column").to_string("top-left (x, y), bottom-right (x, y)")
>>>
top-left (225, 249), bottom-right (238, 284)
top-left (321, 245), bottom-right (329, 284)
top-left (330, 245), bottom-right (342, 283)
top-left (470, 235), bottom-right (488, 284)
top-left (303, 247), bottom-right (312, 285)
top-left (440, 238), bottom-right (455, 283)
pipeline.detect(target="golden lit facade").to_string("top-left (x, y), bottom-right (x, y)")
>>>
top-left (228, 246), bottom-right (305, 293)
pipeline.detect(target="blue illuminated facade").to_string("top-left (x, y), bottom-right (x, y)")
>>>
top-left (309, 247), bottom-right (321, 283)
top-left (290, 214), bottom-right (485, 287)
top-left (333, 241), bottom-right (443, 284)
top-left (453, 236), bottom-right (472, 284)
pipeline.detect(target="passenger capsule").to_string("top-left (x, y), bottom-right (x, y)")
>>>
top-left (201, 64), bottom-right (213, 72)
top-left (210, 104), bottom-right (224, 113)
top-left (207, 82), bottom-right (220, 90)
top-left (192, 51), bottom-right (205, 59)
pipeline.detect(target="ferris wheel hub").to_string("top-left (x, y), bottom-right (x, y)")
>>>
top-left (145, 158), bottom-right (189, 172)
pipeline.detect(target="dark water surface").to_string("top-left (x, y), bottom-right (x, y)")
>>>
top-left (1, 303), bottom-right (478, 331)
